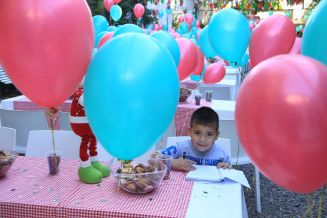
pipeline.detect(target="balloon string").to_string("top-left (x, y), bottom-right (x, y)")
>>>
top-left (48, 107), bottom-right (57, 155)
top-left (317, 185), bottom-right (326, 218)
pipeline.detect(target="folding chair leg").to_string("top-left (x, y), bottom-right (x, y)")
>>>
top-left (255, 166), bottom-right (262, 213)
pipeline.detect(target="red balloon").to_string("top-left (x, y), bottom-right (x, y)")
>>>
top-left (0, 0), bottom-right (93, 108)
top-left (192, 48), bottom-right (204, 75)
top-left (176, 38), bottom-right (198, 81)
top-left (289, 37), bottom-right (302, 54)
top-left (98, 32), bottom-right (115, 48)
top-left (249, 15), bottom-right (296, 67)
top-left (178, 15), bottom-right (185, 23)
top-left (114, 0), bottom-right (122, 3)
top-left (133, 3), bottom-right (145, 19)
top-left (235, 54), bottom-right (327, 193)
top-left (203, 63), bottom-right (226, 84)
top-left (104, 0), bottom-right (114, 12)
top-left (185, 13), bottom-right (194, 25)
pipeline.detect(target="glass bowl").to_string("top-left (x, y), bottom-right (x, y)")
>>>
top-left (0, 150), bottom-right (18, 178)
top-left (109, 158), bottom-right (167, 194)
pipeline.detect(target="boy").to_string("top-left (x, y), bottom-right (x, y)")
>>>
top-left (162, 106), bottom-right (231, 171)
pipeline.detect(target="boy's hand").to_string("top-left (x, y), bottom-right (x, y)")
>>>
top-left (217, 162), bottom-right (232, 169)
top-left (172, 157), bottom-right (196, 171)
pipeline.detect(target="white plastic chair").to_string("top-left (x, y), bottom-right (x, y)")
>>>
top-left (0, 109), bottom-right (48, 154)
top-left (0, 126), bottom-right (16, 151)
top-left (26, 130), bottom-right (80, 160)
top-left (166, 136), bottom-right (231, 158)
top-left (58, 111), bottom-right (72, 131)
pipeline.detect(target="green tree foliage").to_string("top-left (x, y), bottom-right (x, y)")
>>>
top-left (86, 0), bottom-right (157, 27)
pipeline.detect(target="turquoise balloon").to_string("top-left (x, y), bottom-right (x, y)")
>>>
top-left (190, 66), bottom-right (205, 82)
top-left (302, 0), bottom-right (327, 66)
top-left (159, 10), bottom-right (164, 18)
top-left (93, 16), bottom-right (108, 46)
top-left (107, 25), bottom-right (117, 32)
top-left (110, 5), bottom-right (122, 22)
top-left (198, 26), bottom-right (216, 58)
top-left (208, 9), bottom-right (250, 62)
top-left (151, 31), bottom-right (180, 65)
top-left (176, 28), bottom-right (183, 34)
top-left (84, 33), bottom-right (179, 160)
top-left (113, 24), bottom-right (143, 37)
top-left (180, 22), bottom-right (189, 34)
top-left (95, 31), bottom-right (108, 48)
top-left (162, 25), bottom-right (168, 31)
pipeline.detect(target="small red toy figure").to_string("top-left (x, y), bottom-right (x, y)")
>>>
top-left (70, 80), bottom-right (109, 184)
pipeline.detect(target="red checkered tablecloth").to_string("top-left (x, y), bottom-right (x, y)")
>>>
top-left (0, 156), bottom-right (194, 218)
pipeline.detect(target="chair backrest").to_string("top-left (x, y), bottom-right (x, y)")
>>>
top-left (166, 136), bottom-right (231, 158)
top-left (0, 126), bottom-right (16, 151)
top-left (58, 111), bottom-right (72, 131)
top-left (26, 130), bottom-right (80, 160)
top-left (0, 109), bottom-right (48, 153)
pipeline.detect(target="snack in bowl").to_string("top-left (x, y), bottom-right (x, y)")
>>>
top-left (0, 150), bottom-right (17, 178)
top-left (179, 87), bottom-right (191, 103)
top-left (109, 158), bottom-right (167, 194)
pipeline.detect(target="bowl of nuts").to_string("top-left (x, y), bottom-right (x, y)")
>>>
top-left (109, 158), bottom-right (167, 194)
top-left (179, 87), bottom-right (191, 103)
top-left (0, 150), bottom-right (18, 179)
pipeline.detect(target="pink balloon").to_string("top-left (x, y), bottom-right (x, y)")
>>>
top-left (192, 48), bottom-right (205, 75)
top-left (176, 38), bottom-right (198, 81)
top-left (289, 37), bottom-right (302, 54)
top-left (0, 0), bottom-right (94, 108)
top-left (98, 32), bottom-right (115, 48)
top-left (104, 0), bottom-right (114, 12)
top-left (249, 15), bottom-right (296, 67)
top-left (203, 63), bottom-right (226, 84)
top-left (133, 3), bottom-right (145, 19)
top-left (195, 20), bottom-right (201, 28)
top-left (235, 54), bottom-right (327, 193)
top-left (178, 15), bottom-right (185, 23)
top-left (153, 24), bottom-right (161, 31)
top-left (185, 13), bottom-right (194, 25)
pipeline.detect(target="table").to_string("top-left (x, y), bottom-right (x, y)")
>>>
top-left (0, 156), bottom-right (247, 218)
top-left (181, 66), bottom-right (241, 101)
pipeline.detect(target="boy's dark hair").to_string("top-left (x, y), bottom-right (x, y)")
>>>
top-left (190, 106), bottom-right (219, 131)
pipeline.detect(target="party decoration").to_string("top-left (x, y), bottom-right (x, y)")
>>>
top-left (289, 37), bottom-right (302, 54)
top-left (70, 85), bottom-right (110, 184)
top-left (133, 3), bottom-right (145, 19)
top-left (249, 15), bottom-right (296, 67)
top-left (93, 15), bottom-right (109, 37)
top-left (179, 22), bottom-right (189, 34)
top-left (0, 0), bottom-right (94, 107)
top-left (185, 13), bottom-right (194, 25)
top-left (151, 31), bottom-right (180, 65)
top-left (203, 63), bottom-right (226, 84)
top-left (192, 47), bottom-right (204, 75)
top-left (98, 32), bottom-right (115, 48)
top-left (208, 8), bottom-right (250, 63)
top-left (104, 0), bottom-right (114, 12)
top-left (176, 38), bottom-right (198, 81)
top-left (84, 33), bottom-right (179, 160)
top-left (302, 0), bottom-right (327, 66)
top-left (110, 5), bottom-right (122, 22)
top-left (198, 26), bottom-right (216, 58)
top-left (235, 54), bottom-right (327, 193)
top-left (113, 24), bottom-right (143, 37)
top-left (95, 31), bottom-right (108, 48)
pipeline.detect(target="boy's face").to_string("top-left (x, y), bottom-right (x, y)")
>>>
top-left (188, 123), bottom-right (219, 152)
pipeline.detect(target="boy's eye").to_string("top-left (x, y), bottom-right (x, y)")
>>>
top-left (207, 133), bottom-right (214, 136)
